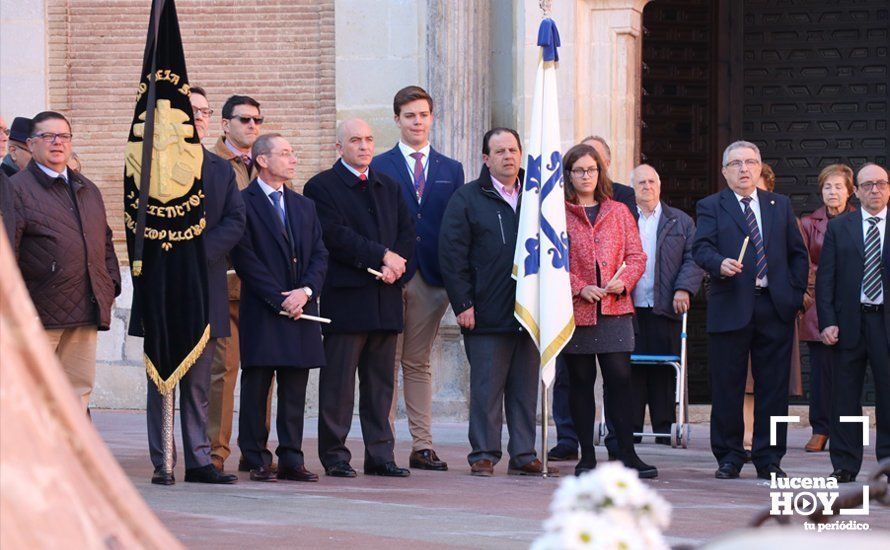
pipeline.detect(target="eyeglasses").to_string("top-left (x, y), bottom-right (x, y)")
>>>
top-left (857, 180), bottom-right (889, 192)
top-left (571, 167), bottom-right (599, 178)
top-left (229, 116), bottom-right (264, 125)
top-left (724, 159), bottom-right (761, 170)
top-left (262, 150), bottom-right (296, 160)
top-left (31, 132), bottom-right (73, 144)
top-left (193, 107), bottom-right (213, 118)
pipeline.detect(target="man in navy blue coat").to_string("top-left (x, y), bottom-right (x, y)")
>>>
top-left (232, 133), bottom-right (328, 483)
top-left (138, 89), bottom-right (245, 485)
top-left (693, 140), bottom-right (808, 480)
top-left (369, 86), bottom-right (464, 471)
top-left (305, 118), bottom-right (415, 478)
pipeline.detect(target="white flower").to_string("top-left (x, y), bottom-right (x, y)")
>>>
top-left (594, 463), bottom-right (648, 509)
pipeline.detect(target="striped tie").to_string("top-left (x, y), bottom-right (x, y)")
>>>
top-left (741, 197), bottom-right (768, 281)
top-left (410, 152), bottom-right (426, 200)
top-left (863, 217), bottom-right (883, 302)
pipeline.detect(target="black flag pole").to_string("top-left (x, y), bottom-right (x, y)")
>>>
top-left (132, 0), bottom-right (166, 278)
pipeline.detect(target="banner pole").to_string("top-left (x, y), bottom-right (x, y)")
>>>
top-left (541, 380), bottom-right (550, 478)
top-left (162, 391), bottom-right (174, 478)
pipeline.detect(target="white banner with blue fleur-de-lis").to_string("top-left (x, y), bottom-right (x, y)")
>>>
top-left (513, 17), bottom-right (575, 387)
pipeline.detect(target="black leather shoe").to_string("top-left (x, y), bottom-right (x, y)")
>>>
top-left (277, 465), bottom-right (319, 482)
top-left (756, 464), bottom-right (787, 480)
top-left (250, 465), bottom-right (277, 482)
top-left (744, 450), bottom-right (752, 463)
top-left (829, 469), bottom-right (857, 483)
top-left (619, 453), bottom-right (658, 479)
top-left (185, 464), bottom-right (238, 484)
top-left (325, 462), bottom-right (357, 478)
top-left (547, 443), bottom-right (579, 462)
top-left (574, 458), bottom-right (597, 477)
top-left (151, 467), bottom-right (175, 486)
top-left (239, 457), bottom-right (277, 474)
top-left (365, 461), bottom-right (411, 477)
top-left (715, 463), bottom-right (741, 479)
top-left (409, 449), bottom-right (448, 471)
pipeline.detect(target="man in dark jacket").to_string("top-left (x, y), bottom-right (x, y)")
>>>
top-left (370, 85), bottom-right (464, 471)
top-left (304, 118), bottom-right (415, 478)
top-left (129, 90), bottom-right (245, 486)
top-left (629, 164), bottom-right (703, 442)
top-left (232, 133), bottom-right (328, 483)
top-left (11, 111), bottom-right (120, 411)
top-left (439, 127), bottom-right (545, 477)
top-left (1, 117), bottom-right (32, 177)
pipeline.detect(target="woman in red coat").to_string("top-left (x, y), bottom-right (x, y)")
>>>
top-left (562, 143), bottom-right (655, 478)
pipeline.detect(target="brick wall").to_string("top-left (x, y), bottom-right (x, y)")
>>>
top-left (46, 0), bottom-right (337, 259)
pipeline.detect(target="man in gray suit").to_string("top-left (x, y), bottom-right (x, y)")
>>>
top-left (629, 164), bottom-right (703, 442)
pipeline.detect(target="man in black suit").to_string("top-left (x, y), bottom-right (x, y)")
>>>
top-left (548, 134), bottom-right (638, 462)
top-left (231, 133), bottom-right (328, 483)
top-left (692, 140), bottom-right (808, 480)
top-left (817, 163), bottom-right (889, 483)
top-left (304, 118), bottom-right (415, 478)
top-left (138, 88), bottom-right (245, 485)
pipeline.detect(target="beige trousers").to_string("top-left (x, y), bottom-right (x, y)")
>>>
top-left (389, 273), bottom-right (450, 452)
top-left (45, 325), bottom-right (97, 411)
top-left (207, 301), bottom-right (272, 464)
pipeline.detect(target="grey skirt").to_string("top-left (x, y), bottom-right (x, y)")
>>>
top-left (564, 314), bottom-right (635, 355)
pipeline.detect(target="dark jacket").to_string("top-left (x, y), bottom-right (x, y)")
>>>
top-left (1, 155), bottom-right (18, 177)
top-left (128, 149), bottom-right (246, 339)
top-left (11, 161), bottom-right (121, 330)
top-left (1, 171), bottom-right (14, 242)
top-left (692, 187), bottom-right (808, 332)
top-left (370, 144), bottom-right (464, 286)
top-left (439, 165), bottom-right (526, 334)
top-left (816, 209), bottom-right (890, 349)
top-left (646, 203), bottom-right (704, 320)
top-left (232, 180), bottom-right (328, 367)
top-left (799, 204), bottom-right (856, 341)
top-left (303, 160), bottom-right (415, 334)
top-left (612, 181), bottom-right (639, 221)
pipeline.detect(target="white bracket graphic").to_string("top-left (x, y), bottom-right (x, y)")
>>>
top-left (840, 416), bottom-right (870, 446)
top-left (770, 415), bottom-right (800, 446)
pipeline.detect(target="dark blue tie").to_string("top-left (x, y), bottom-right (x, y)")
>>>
top-left (270, 190), bottom-right (286, 227)
top-left (741, 197), bottom-right (768, 281)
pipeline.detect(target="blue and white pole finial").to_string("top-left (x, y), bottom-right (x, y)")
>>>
top-left (537, 8), bottom-right (561, 63)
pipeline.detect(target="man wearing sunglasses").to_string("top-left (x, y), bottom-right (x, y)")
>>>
top-left (206, 93), bottom-right (270, 474)
top-left (10, 111), bottom-right (121, 411)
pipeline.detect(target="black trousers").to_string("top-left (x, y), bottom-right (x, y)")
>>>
top-left (317, 332), bottom-right (398, 469)
top-left (564, 352), bottom-right (634, 462)
top-left (807, 342), bottom-right (835, 436)
top-left (709, 292), bottom-right (793, 469)
top-left (830, 310), bottom-right (890, 475)
top-left (238, 367), bottom-right (310, 470)
top-left (632, 308), bottom-right (681, 436)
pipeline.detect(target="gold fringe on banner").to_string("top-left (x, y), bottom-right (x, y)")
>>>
top-left (144, 324), bottom-right (210, 395)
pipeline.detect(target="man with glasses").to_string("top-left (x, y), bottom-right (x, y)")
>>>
top-left (135, 88), bottom-right (245, 485)
top-left (2, 117), bottom-right (33, 177)
top-left (207, 93), bottom-right (267, 473)
top-left (9, 111), bottom-right (121, 410)
top-left (817, 163), bottom-right (890, 483)
top-left (231, 133), bottom-right (328, 483)
top-left (692, 140), bottom-right (808, 480)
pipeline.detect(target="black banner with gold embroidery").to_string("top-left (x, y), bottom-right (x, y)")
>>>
top-left (125, 0), bottom-right (208, 394)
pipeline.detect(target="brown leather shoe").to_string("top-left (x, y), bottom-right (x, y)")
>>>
top-left (249, 465), bottom-right (277, 482)
top-left (277, 465), bottom-right (319, 482)
top-left (470, 459), bottom-right (494, 477)
top-left (409, 449), bottom-right (448, 471)
top-left (508, 458), bottom-right (558, 476)
top-left (805, 434), bottom-right (828, 452)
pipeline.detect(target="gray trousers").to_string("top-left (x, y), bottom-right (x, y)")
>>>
top-left (464, 332), bottom-right (539, 467)
top-left (147, 339), bottom-right (216, 470)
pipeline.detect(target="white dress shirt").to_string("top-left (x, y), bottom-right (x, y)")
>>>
top-left (256, 177), bottom-right (284, 208)
top-left (734, 189), bottom-right (768, 287)
top-left (340, 158), bottom-right (369, 179)
top-left (398, 140), bottom-right (430, 181)
top-left (860, 206), bottom-right (887, 305)
top-left (36, 162), bottom-right (69, 182)
top-left (632, 202), bottom-right (661, 307)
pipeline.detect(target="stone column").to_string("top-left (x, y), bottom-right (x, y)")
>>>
top-left (573, 0), bottom-right (652, 183)
top-left (425, 0), bottom-right (492, 172)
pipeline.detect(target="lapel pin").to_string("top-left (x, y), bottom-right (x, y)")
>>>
top-left (770, 200), bottom-right (775, 205)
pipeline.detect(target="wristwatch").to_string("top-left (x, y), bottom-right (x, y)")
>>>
top-left (302, 286), bottom-right (313, 298)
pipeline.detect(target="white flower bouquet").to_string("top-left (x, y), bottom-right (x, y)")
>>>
top-left (532, 462), bottom-right (672, 549)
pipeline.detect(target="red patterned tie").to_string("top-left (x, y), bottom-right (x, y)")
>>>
top-left (410, 152), bottom-right (425, 200)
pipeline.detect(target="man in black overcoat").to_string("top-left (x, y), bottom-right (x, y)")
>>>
top-left (304, 118), bottom-right (415, 478)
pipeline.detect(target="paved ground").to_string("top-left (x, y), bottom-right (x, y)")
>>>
top-left (93, 410), bottom-right (888, 549)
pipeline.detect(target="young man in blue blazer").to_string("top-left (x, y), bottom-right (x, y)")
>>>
top-left (370, 86), bottom-right (465, 471)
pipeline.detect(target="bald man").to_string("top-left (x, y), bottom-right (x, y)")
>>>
top-left (303, 119), bottom-right (416, 478)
